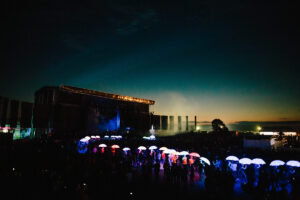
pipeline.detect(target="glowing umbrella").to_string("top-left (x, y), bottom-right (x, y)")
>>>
top-left (159, 147), bottom-right (168, 151)
top-left (99, 144), bottom-right (107, 148)
top-left (149, 146), bottom-right (157, 150)
top-left (164, 149), bottom-right (176, 154)
top-left (111, 145), bottom-right (120, 149)
top-left (252, 158), bottom-right (266, 165)
top-left (123, 147), bottom-right (131, 151)
top-left (239, 158), bottom-right (252, 165)
top-left (80, 138), bottom-right (89, 143)
top-left (200, 157), bottom-right (211, 165)
top-left (189, 152), bottom-right (200, 158)
top-left (138, 146), bottom-right (147, 150)
top-left (286, 160), bottom-right (300, 167)
top-left (226, 156), bottom-right (239, 161)
top-left (270, 160), bottom-right (285, 166)
top-left (179, 151), bottom-right (189, 156)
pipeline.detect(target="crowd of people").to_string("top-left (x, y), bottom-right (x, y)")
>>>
top-left (0, 134), bottom-right (299, 200)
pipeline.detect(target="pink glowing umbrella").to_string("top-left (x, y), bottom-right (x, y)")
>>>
top-left (111, 145), bottom-right (120, 149)
top-left (189, 152), bottom-right (200, 158)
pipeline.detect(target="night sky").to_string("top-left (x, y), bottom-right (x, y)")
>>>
top-left (2, 0), bottom-right (300, 123)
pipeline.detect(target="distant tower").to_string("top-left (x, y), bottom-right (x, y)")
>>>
top-left (186, 116), bottom-right (188, 131)
top-left (169, 116), bottom-right (174, 130)
top-left (178, 116), bottom-right (182, 130)
top-left (194, 116), bottom-right (197, 130)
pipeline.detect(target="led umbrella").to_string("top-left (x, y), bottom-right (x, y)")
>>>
top-left (159, 147), bottom-right (168, 151)
top-left (149, 146), bottom-right (158, 150)
top-left (286, 160), bottom-right (300, 167)
top-left (189, 152), bottom-right (200, 158)
top-left (270, 160), bottom-right (285, 167)
top-left (122, 147), bottom-right (131, 151)
top-left (226, 156), bottom-right (239, 162)
top-left (179, 151), bottom-right (189, 156)
top-left (251, 158), bottom-right (266, 165)
top-left (200, 157), bottom-right (211, 165)
top-left (99, 144), bottom-right (107, 153)
top-left (239, 158), bottom-right (252, 165)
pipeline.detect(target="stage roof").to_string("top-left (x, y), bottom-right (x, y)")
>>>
top-left (60, 85), bottom-right (155, 105)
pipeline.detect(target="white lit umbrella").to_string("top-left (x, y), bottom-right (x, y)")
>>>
top-left (80, 138), bottom-right (89, 143)
top-left (159, 147), bottom-right (168, 151)
top-left (252, 158), bottom-right (266, 165)
top-left (99, 144), bottom-right (107, 148)
top-left (286, 160), bottom-right (300, 167)
top-left (270, 160), bottom-right (285, 166)
top-left (200, 157), bottom-right (211, 165)
top-left (111, 144), bottom-right (120, 149)
top-left (179, 151), bottom-right (189, 156)
top-left (123, 147), bottom-right (131, 151)
top-left (239, 158), bottom-right (252, 165)
top-left (138, 146), bottom-right (147, 150)
top-left (149, 146), bottom-right (157, 150)
top-left (226, 156), bottom-right (239, 161)
top-left (164, 149), bottom-right (176, 154)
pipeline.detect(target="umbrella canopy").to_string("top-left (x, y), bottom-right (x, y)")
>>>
top-left (164, 149), bottom-right (176, 154)
top-left (159, 147), bottom-right (168, 151)
top-left (270, 160), bottom-right (285, 166)
top-left (189, 152), bottom-right (200, 158)
top-left (138, 146), bottom-right (147, 150)
top-left (99, 144), bottom-right (107, 148)
top-left (122, 147), bottom-right (131, 151)
top-left (252, 158), bottom-right (266, 165)
top-left (239, 158), bottom-right (252, 165)
top-left (80, 138), bottom-right (89, 143)
top-left (179, 151), bottom-right (189, 156)
top-left (149, 146), bottom-right (157, 150)
top-left (111, 145), bottom-right (120, 149)
top-left (226, 156), bottom-right (239, 161)
top-left (286, 160), bottom-right (300, 167)
top-left (200, 157), bottom-right (211, 165)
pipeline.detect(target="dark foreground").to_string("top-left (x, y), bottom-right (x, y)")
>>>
top-left (0, 136), bottom-right (299, 200)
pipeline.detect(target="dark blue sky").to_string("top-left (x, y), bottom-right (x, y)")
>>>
top-left (2, 0), bottom-right (300, 122)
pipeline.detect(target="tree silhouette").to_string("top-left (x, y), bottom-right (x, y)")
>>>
top-left (211, 119), bottom-right (228, 132)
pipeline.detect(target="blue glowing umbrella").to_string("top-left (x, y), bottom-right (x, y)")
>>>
top-left (286, 160), bottom-right (300, 167)
top-left (252, 158), bottom-right (266, 165)
top-left (200, 157), bottom-right (211, 165)
top-left (270, 160), bottom-right (285, 166)
top-left (239, 158), bottom-right (252, 165)
top-left (122, 147), bottom-right (130, 151)
top-left (226, 156), bottom-right (239, 161)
